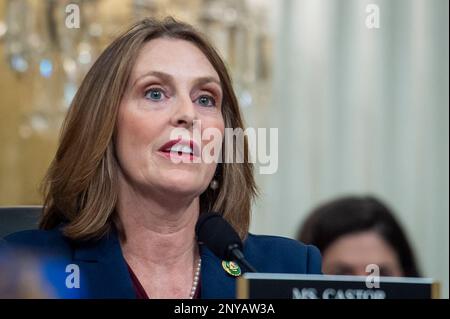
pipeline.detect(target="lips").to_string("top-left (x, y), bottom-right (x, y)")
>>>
top-left (158, 138), bottom-right (201, 158)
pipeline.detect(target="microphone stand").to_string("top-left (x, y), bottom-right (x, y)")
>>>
top-left (228, 244), bottom-right (257, 273)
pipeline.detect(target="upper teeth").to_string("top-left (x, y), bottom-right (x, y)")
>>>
top-left (168, 144), bottom-right (193, 154)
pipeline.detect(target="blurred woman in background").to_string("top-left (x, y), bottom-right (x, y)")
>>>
top-left (297, 196), bottom-right (420, 277)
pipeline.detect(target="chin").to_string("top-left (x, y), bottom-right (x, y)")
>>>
top-left (158, 171), bottom-right (206, 196)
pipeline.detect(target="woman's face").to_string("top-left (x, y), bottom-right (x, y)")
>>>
top-left (115, 38), bottom-right (224, 198)
top-left (322, 231), bottom-right (404, 277)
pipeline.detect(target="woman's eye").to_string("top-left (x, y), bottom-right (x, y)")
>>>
top-left (197, 95), bottom-right (216, 107)
top-left (144, 89), bottom-right (164, 101)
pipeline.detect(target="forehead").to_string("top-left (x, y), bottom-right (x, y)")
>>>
top-left (131, 38), bottom-right (220, 82)
top-left (324, 231), bottom-right (399, 264)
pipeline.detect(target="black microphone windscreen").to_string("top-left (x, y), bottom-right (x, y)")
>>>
top-left (195, 212), bottom-right (243, 260)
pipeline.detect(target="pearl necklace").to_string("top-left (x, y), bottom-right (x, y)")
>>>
top-left (189, 257), bottom-right (202, 299)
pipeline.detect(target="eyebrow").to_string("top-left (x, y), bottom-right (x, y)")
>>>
top-left (131, 70), bottom-right (221, 89)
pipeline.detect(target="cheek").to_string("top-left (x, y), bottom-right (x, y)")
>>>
top-left (115, 106), bottom-right (162, 162)
top-left (202, 115), bottom-right (225, 139)
top-left (200, 116), bottom-right (225, 159)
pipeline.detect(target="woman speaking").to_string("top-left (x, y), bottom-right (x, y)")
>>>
top-left (4, 17), bottom-right (321, 298)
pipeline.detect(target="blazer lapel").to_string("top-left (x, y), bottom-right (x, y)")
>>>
top-left (72, 230), bottom-right (136, 299)
top-left (200, 244), bottom-right (237, 299)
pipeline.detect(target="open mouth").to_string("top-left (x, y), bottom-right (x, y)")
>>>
top-left (158, 139), bottom-right (200, 160)
top-left (163, 144), bottom-right (194, 156)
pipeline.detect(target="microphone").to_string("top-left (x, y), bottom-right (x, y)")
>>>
top-left (195, 212), bottom-right (257, 273)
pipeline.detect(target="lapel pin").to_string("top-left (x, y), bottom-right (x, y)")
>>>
top-left (222, 260), bottom-right (242, 277)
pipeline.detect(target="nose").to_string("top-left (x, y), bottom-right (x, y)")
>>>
top-left (170, 94), bottom-right (197, 129)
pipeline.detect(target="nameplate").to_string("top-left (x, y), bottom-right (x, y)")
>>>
top-left (236, 273), bottom-right (439, 299)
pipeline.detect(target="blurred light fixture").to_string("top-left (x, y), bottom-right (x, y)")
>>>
top-left (0, 0), bottom-right (271, 137)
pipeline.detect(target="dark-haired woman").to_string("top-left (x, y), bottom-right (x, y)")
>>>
top-left (298, 196), bottom-right (420, 277)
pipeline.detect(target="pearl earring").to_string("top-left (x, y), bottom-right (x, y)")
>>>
top-left (210, 179), bottom-right (219, 190)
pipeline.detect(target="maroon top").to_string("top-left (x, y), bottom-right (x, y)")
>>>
top-left (126, 263), bottom-right (201, 299)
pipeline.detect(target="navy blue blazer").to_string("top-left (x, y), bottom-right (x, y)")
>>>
top-left (3, 228), bottom-right (322, 298)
